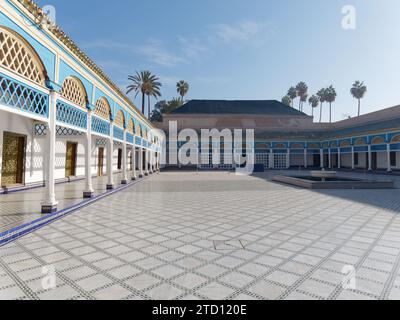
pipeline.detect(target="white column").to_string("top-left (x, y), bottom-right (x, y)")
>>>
top-left (286, 149), bottom-right (290, 169)
top-left (269, 149), bottom-right (274, 169)
top-left (121, 129), bottom-right (128, 184)
top-left (138, 147), bottom-right (144, 177)
top-left (328, 148), bottom-right (332, 169)
top-left (368, 145), bottom-right (372, 171)
top-left (149, 150), bottom-right (153, 174)
top-left (304, 148), bottom-right (308, 169)
top-left (387, 143), bottom-right (392, 172)
top-left (320, 149), bottom-right (324, 168)
top-left (132, 147), bottom-right (137, 180)
top-left (83, 108), bottom-right (94, 198)
top-left (107, 122), bottom-right (114, 189)
top-left (145, 149), bottom-right (150, 175)
top-left (351, 146), bottom-right (355, 170)
top-left (338, 149), bottom-right (341, 169)
top-left (0, 129), bottom-right (3, 184)
top-left (42, 90), bottom-right (58, 213)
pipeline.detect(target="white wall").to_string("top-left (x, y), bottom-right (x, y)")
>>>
top-left (0, 110), bottom-right (46, 184)
top-left (396, 151), bottom-right (400, 169)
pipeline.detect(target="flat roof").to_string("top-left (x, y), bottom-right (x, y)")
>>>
top-left (171, 100), bottom-right (308, 116)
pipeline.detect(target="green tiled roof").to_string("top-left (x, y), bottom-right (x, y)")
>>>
top-left (171, 100), bottom-right (307, 116)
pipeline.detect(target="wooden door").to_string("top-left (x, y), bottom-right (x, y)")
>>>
top-left (98, 147), bottom-right (104, 176)
top-left (1, 132), bottom-right (25, 186)
top-left (65, 142), bottom-right (77, 177)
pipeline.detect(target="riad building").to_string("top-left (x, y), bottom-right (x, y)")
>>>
top-left (158, 100), bottom-right (400, 172)
top-left (0, 0), bottom-right (161, 213)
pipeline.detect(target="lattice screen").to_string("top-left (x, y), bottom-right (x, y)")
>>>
top-left (94, 97), bottom-right (111, 120)
top-left (60, 77), bottom-right (87, 108)
top-left (127, 119), bottom-right (135, 133)
top-left (136, 124), bottom-right (142, 137)
top-left (114, 110), bottom-right (125, 128)
top-left (0, 27), bottom-right (46, 85)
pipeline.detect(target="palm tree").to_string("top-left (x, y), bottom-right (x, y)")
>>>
top-left (281, 95), bottom-right (292, 107)
top-left (127, 71), bottom-right (162, 117)
top-left (145, 80), bottom-right (162, 118)
top-left (300, 93), bottom-right (308, 112)
top-left (287, 87), bottom-right (297, 108)
top-left (308, 95), bottom-right (320, 118)
top-left (296, 82), bottom-right (308, 111)
top-left (177, 80), bottom-right (190, 102)
top-left (351, 81), bottom-right (367, 116)
top-left (325, 85), bottom-right (337, 123)
top-left (317, 88), bottom-right (326, 123)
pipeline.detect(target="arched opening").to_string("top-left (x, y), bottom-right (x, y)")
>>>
top-left (60, 76), bottom-right (88, 109)
top-left (114, 110), bottom-right (125, 128)
top-left (391, 135), bottom-right (400, 143)
top-left (371, 136), bottom-right (385, 145)
top-left (291, 143), bottom-right (303, 149)
top-left (0, 26), bottom-right (47, 85)
top-left (340, 140), bottom-right (351, 148)
top-left (354, 138), bottom-right (367, 146)
top-left (127, 119), bottom-right (135, 134)
top-left (94, 97), bottom-right (111, 120)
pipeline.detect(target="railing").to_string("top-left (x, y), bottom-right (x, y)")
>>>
top-left (0, 72), bottom-right (48, 117)
top-left (114, 126), bottom-right (124, 141)
top-left (92, 115), bottom-right (110, 136)
top-left (56, 100), bottom-right (87, 129)
top-left (126, 132), bottom-right (134, 144)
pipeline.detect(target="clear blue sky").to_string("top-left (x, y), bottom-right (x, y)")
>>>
top-left (37, 0), bottom-right (400, 121)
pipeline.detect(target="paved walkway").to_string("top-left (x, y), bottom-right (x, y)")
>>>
top-left (0, 171), bottom-right (400, 300)
top-left (0, 172), bottom-right (135, 233)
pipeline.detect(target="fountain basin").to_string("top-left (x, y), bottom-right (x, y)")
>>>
top-left (310, 171), bottom-right (338, 181)
top-left (272, 175), bottom-right (394, 189)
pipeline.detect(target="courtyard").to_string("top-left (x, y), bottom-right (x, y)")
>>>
top-left (0, 171), bottom-right (400, 300)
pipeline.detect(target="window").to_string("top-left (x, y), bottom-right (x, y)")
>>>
top-left (354, 153), bottom-right (359, 166)
top-left (94, 98), bottom-right (111, 120)
top-left (61, 77), bottom-right (87, 108)
top-left (0, 27), bottom-right (46, 85)
top-left (391, 152), bottom-right (397, 167)
top-left (115, 110), bottom-right (125, 128)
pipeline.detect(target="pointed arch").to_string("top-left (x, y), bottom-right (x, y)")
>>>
top-left (0, 26), bottom-right (47, 85)
top-left (94, 97), bottom-right (111, 120)
top-left (61, 76), bottom-right (88, 108)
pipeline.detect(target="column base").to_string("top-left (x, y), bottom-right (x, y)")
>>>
top-left (131, 175), bottom-right (137, 181)
top-left (83, 190), bottom-right (94, 199)
top-left (145, 172), bottom-right (149, 176)
top-left (106, 184), bottom-right (114, 190)
top-left (121, 179), bottom-right (128, 185)
top-left (41, 203), bottom-right (58, 214)
top-left (139, 173), bottom-right (144, 178)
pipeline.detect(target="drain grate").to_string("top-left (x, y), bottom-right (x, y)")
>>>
top-left (213, 240), bottom-right (245, 251)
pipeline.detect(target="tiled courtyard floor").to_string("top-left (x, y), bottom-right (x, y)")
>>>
top-left (0, 172), bottom-right (134, 233)
top-left (0, 171), bottom-right (400, 300)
